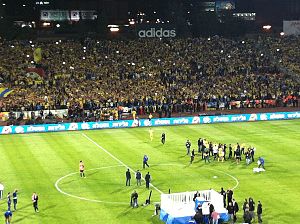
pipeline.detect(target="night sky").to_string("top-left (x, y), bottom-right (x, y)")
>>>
top-left (0, 0), bottom-right (299, 25)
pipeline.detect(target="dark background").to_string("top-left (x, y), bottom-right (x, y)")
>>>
top-left (1, 0), bottom-right (299, 24)
top-left (0, 0), bottom-right (299, 38)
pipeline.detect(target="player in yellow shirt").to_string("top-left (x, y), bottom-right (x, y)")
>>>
top-left (132, 110), bottom-right (137, 120)
top-left (149, 128), bottom-right (153, 141)
top-left (218, 146), bottom-right (225, 162)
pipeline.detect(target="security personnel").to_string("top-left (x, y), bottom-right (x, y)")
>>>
top-left (145, 172), bottom-right (151, 189)
top-left (126, 169), bottom-right (131, 186)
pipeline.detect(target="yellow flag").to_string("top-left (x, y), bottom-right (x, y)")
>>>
top-left (33, 48), bottom-right (42, 63)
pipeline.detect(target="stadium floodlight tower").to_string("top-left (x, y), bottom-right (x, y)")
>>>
top-left (160, 189), bottom-right (228, 223)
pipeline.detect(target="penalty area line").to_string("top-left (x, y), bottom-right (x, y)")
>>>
top-left (81, 133), bottom-right (164, 194)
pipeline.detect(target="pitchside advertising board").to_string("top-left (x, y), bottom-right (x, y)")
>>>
top-left (136, 24), bottom-right (176, 38)
top-left (0, 111), bottom-right (300, 135)
top-left (283, 21), bottom-right (300, 36)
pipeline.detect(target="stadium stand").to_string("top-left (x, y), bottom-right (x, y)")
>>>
top-left (0, 36), bottom-right (299, 125)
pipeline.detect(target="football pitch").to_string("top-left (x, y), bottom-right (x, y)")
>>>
top-left (0, 119), bottom-right (300, 224)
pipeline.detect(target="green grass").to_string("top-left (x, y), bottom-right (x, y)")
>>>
top-left (0, 119), bottom-right (300, 224)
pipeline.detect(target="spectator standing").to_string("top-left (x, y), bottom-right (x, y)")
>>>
top-left (249, 197), bottom-right (255, 221)
top-left (257, 201), bottom-right (263, 224)
top-left (211, 209), bottom-right (220, 224)
top-left (220, 187), bottom-right (226, 208)
top-left (243, 198), bottom-right (249, 214)
top-left (194, 210), bottom-right (204, 224)
top-left (226, 202), bottom-right (234, 224)
top-left (209, 203), bottom-right (214, 223)
top-left (232, 198), bottom-right (239, 223)
top-left (243, 208), bottom-right (252, 224)
top-left (227, 189), bottom-right (233, 206)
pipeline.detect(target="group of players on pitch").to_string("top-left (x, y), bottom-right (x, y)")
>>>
top-left (149, 129), bottom-right (258, 166)
top-left (187, 139), bottom-right (257, 165)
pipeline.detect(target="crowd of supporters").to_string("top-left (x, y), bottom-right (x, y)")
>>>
top-left (0, 36), bottom-right (299, 123)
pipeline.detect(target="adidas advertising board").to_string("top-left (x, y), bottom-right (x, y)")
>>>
top-left (137, 27), bottom-right (176, 38)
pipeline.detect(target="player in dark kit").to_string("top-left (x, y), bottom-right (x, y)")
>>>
top-left (161, 132), bottom-right (166, 144)
top-left (4, 210), bottom-right (12, 224)
top-left (143, 155), bottom-right (149, 169)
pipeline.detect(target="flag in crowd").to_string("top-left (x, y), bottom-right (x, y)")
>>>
top-left (0, 88), bottom-right (13, 97)
top-left (33, 48), bottom-right (42, 63)
top-left (25, 67), bottom-right (46, 79)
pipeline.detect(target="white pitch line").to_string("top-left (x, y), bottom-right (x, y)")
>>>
top-left (205, 168), bottom-right (239, 190)
top-left (81, 133), bottom-right (164, 194)
top-left (54, 165), bottom-right (129, 204)
top-left (55, 163), bottom-right (239, 204)
top-left (150, 164), bottom-right (239, 190)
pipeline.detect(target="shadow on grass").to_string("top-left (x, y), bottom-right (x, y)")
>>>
top-left (110, 187), bottom-right (130, 194)
top-left (59, 179), bottom-right (76, 185)
top-left (149, 214), bottom-right (164, 224)
top-left (86, 170), bottom-right (99, 177)
top-left (14, 205), bottom-right (57, 223)
top-left (17, 203), bottom-right (32, 210)
top-left (116, 206), bottom-right (136, 218)
top-left (178, 154), bottom-right (189, 159)
top-left (153, 144), bottom-right (164, 148)
top-left (13, 214), bottom-right (32, 223)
